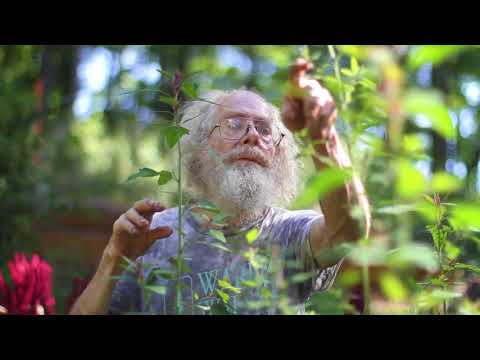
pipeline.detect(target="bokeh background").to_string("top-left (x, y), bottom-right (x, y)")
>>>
top-left (1, 45), bottom-right (480, 314)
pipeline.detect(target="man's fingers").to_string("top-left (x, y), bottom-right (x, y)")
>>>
top-left (115, 215), bottom-right (139, 236)
top-left (133, 198), bottom-right (165, 215)
top-left (125, 208), bottom-right (149, 229)
top-left (149, 226), bottom-right (173, 240)
top-left (289, 58), bottom-right (313, 86)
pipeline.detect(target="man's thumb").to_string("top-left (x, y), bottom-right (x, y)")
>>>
top-left (149, 226), bottom-right (173, 242)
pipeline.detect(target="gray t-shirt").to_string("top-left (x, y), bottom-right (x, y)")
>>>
top-left (108, 206), bottom-right (343, 315)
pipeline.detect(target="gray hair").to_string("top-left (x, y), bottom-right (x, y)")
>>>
top-left (179, 88), bottom-right (301, 207)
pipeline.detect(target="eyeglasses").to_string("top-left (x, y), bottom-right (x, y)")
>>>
top-left (209, 117), bottom-right (285, 147)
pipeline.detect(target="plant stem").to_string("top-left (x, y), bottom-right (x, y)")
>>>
top-left (328, 45), bottom-right (346, 110)
top-left (175, 134), bottom-right (184, 314)
top-left (362, 263), bottom-right (371, 315)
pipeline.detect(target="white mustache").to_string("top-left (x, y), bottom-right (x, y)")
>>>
top-left (222, 146), bottom-right (271, 167)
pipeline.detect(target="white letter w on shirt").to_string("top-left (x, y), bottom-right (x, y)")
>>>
top-left (197, 270), bottom-right (218, 297)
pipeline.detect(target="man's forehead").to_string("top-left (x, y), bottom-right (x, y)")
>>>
top-left (216, 92), bottom-right (271, 121)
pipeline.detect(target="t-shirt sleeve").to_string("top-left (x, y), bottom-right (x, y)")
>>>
top-left (108, 264), bottom-right (142, 315)
top-left (272, 209), bottom-right (344, 301)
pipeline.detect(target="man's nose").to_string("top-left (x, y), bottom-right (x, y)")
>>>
top-left (241, 125), bottom-right (261, 146)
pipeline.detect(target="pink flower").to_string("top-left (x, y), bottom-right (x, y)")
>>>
top-left (0, 253), bottom-right (56, 315)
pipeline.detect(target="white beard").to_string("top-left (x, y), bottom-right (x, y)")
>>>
top-left (185, 142), bottom-right (299, 222)
top-left (212, 163), bottom-right (277, 214)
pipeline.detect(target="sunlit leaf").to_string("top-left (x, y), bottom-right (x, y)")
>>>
top-left (379, 272), bottom-right (408, 302)
top-left (216, 289), bottom-right (230, 303)
top-left (157, 170), bottom-right (173, 186)
top-left (292, 167), bottom-right (352, 209)
top-left (218, 279), bottom-right (241, 294)
top-left (404, 89), bottom-right (455, 140)
top-left (402, 134), bottom-right (425, 154)
top-left (407, 45), bottom-right (469, 69)
top-left (351, 57), bottom-right (360, 75)
top-left (337, 269), bottom-right (361, 287)
top-left (246, 228), bottom-right (259, 245)
top-left (444, 241), bottom-right (461, 260)
top-left (395, 160), bottom-right (427, 198)
top-left (430, 172), bottom-right (462, 193)
top-left (450, 203), bottom-right (480, 230)
top-left (341, 68), bottom-right (354, 77)
top-left (126, 168), bottom-right (159, 182)
top-left (164, 126), bottom-right (189, 148)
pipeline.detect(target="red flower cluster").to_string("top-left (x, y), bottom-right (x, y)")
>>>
top-left (0, 253), bottom-right (55, 315)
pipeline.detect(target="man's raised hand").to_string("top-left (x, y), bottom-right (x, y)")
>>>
top-left (108, 198), bottom-right (173, 261)
top-left (282, 58), bottom-right (337, 138)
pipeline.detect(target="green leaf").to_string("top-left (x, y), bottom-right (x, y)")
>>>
top-left (126, 168), bottom-right (159, 182)
top-left (327, 45), bottom-right (336, 59)
top-left (197, 240), bottom-right (232, 253)
top-left (157, 170), bottom-right (173, 186)
top-left (404, 89), bottom-right (455, 140)
top-left (168, 256), bottom-right (192, 273)
top-left (208, 229), bottom-right (226, 243)
top-left (144, 285), bottom-right (166, 295)
top-left (292, 167), bottom-right (352, 209)
top-left (306, 290), bottom-right (348, 315)
top-left (246, 228), bottom-right (259, 245)
top-left (217, 279), bottom-right (241, 294)
top-left (164, 126), bottom-right (189, 148)
top-left (402, 134), bottom-right (426, 154)
top-left (407, 45), bottom-right (469, 69)
top-left (151, 269), bottom-right (176, 280)
top-left (351, 57), bottom-right (360, 75)
top-left (195, 200), bottom-right (220, 213)
top-left (181, 82), bottom-right (198, 99)
top-left (240, 280), bottom-right (258, 288)
top-left (430, 172), bottom-right (462, 193)
top-left (379, 272), bottom-right (408, 302)
top-left (159, 96), bottom-right (179, 107)
top-left (156, 69), bottom-right (172, 79)
top-left (395, 160), bottom-right (427, 198)
top-left (216, 289), bottom-right (230, 303)
top-left (385, 245), bottom-right (438, 272)
top-left (450, 203), bottom-right (480, 230)
top-left (340, 68), bottom-right (354, 77)
top-left (453, 263), bottom-right (480, 274)
top-left (444, 241), bottom-right (461, 260)
top-left (289, 272), bottom-right (314, 283)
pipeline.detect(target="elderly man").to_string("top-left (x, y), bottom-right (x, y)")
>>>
top-left (70, 59), bottom-right (371, 315)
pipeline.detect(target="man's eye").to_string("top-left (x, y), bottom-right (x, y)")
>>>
top-left (258, 126), bottom-right (272, 136)
top-left (226, 118), bottom-right (242, 129)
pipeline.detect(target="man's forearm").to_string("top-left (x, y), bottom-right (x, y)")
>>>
top-left (69, 243), bottom-right (122, 315)
top-left (312, 125), bottom-right (371, 247)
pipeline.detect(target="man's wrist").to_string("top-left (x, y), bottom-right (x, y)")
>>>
top-left (100, 242), bottom-right (123, 276)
